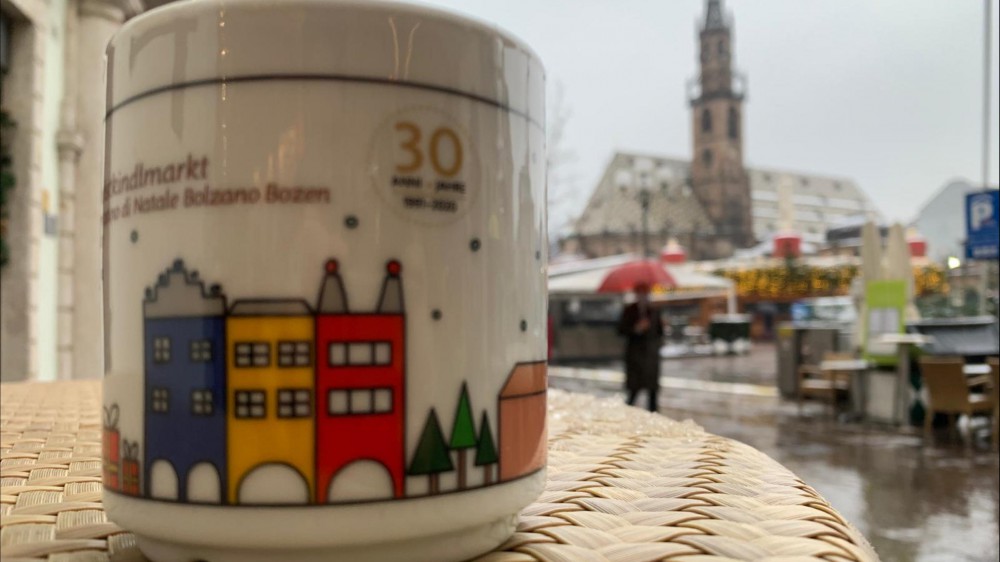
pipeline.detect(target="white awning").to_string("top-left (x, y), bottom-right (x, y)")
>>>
top-left (547, 257), bottom-right (733, 295)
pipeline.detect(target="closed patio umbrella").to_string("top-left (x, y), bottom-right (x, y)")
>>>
top-left (857, 221), bottom-right (884, 351)
top-left (860, 220), bottom-right (884, 284)
top-left (884, 222), bottom-right (919, 320)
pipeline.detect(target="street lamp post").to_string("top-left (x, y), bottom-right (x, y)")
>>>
top-left (619, 166), bottom-right (664, 259)
top-left (639, 189), bottom-right (651, 258)
top-left (618, 168), bottom-right (652, 259)
top-left (978, 0), bottom-right (993, 316)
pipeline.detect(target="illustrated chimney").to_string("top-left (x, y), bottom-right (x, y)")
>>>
top-left (377, 260), bottom-right (404, 313)
top-left (317, 259), bottom-right (349, 313)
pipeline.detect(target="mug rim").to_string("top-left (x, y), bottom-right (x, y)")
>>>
top-left (107, 0), bottom-right (546, 121)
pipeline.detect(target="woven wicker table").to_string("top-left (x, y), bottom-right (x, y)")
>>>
top-left (1, 380), bottom-right (878, 562)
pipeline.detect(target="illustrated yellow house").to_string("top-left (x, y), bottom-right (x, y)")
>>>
top-left (226, 299), bottom-right (315, 504)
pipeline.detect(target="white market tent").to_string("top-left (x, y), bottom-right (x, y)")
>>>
top-left (548, 254), bottom-right (735, 310)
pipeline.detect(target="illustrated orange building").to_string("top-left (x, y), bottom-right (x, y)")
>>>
top-left (497, 362), bottom-right (547, 481)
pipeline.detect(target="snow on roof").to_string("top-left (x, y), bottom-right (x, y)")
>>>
top-left (548, 253), bottom-right (637, 277)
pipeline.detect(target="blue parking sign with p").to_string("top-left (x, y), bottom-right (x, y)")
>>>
top-left (966, 190), bottom-right (1000, 260)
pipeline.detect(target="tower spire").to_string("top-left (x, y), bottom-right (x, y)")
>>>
top-left (317, 259), bottom-right (349, 313)
top-left (704, 0), bottom-right (726, 31)
top-left (377, 261), bottom-right (404, 313)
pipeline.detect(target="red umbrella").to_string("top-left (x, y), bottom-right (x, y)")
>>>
top-left (597, 260), bottom-right (676, 293)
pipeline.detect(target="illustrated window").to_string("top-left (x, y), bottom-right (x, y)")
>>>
top-left (328, 389), bottom-right (349, 415)
top-left (190, 340), bottom-right (212, 362)
top-left (235, 390), bottom-right (266, 418)
top-left (327, 342), bottom-right (392, 367)
top-left (327, 388), bottom-right (393, 416)
top-left (373, 388), bottom-right (393, 413)
top-left (350, 388), bottom-right (371, 412)
top-left (278, 388), bottom-right (312, 418)
top-left (373, 343), bottom-right (392, 365)
top-left (348, 343), bottom-right (372, 365)
top-left (151, 387), bottom-right (169, 413)
top-left (278, 341), bottom-right (311, 367)
top-left (329, 343), bottom-right (347, 366)
top-left (153, 337), bottom-right (171, 363)
top-left (235, 342), bottom-right (270, 367)
top-left (191, 389), bottom-right (214, 415)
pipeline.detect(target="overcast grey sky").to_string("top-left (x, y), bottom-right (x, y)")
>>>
top-left (421, 0), bottom-right (1000, 229)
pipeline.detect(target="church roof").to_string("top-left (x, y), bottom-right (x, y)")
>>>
top-left (571, 151), bottom-right (881, 241)
top-left (573, 152), bottom-right (716, 238)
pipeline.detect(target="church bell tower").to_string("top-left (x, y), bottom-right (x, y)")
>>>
top-left (689, 0), bottom-right (754, 255)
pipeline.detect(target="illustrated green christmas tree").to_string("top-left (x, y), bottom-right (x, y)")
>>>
top-left (474, 411), bottom-right (499, 485)
top-left (449, 383), bottom-right (477, 489)
top-left (408, 409), bottom-right (453, 495)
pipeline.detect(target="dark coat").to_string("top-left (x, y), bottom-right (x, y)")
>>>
top-left (617, 302), bottom-right (664, 391)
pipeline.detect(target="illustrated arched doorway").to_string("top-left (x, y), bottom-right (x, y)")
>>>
top-left (149, 460), bottom-right (178, 500)
top-left (327, 460), bottom-right (394, 503)
top-left (187, 462), bottom-right (222, 503)
top-left (238, 464), bottom-right (309, 504)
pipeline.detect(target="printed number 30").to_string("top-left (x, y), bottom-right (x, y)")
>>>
top-left (394, 122), bottom-right (463, 178)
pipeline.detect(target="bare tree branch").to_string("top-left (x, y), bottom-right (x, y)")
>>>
top-left (546, 80), bottom-right (579, 236)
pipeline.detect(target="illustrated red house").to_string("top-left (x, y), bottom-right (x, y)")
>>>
top-left (497, 362), bottom-right (547, 482)
top-left (314, 259), bottom-right (406, 503)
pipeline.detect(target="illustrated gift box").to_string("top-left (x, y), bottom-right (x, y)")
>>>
top-left (102, 405), bottom-right (121, 490)
top-left (122, 440), bottom-right (141, 496)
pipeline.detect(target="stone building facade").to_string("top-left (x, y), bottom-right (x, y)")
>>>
top-left (1, 0), bottom-right (142, 381)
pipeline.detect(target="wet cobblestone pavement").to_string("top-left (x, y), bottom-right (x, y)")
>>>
top-left (550, 344), bottom-right (1000, 562)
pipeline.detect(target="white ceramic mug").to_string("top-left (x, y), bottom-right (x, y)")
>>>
top-left (101, 1), bottom-right (547, 560)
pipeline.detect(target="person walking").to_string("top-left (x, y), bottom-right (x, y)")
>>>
top-left (617, 282), bottom-right (664, 412)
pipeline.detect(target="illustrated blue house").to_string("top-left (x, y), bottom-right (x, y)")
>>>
top-left (143, 259), bottom-right (228, 503)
